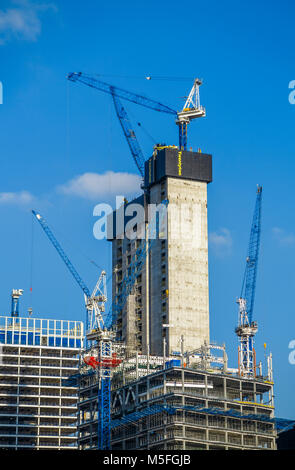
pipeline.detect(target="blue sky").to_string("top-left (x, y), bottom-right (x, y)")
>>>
top-left (0, 0), bottom-right (295, 419)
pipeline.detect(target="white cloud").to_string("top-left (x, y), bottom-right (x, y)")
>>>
top-left (0, 190), bottom-right (34, 205)
top-left (0, 0), bottom-right (56, 44)
top-left (209, 228), bottom-right (232, 256)
top-left (58, 171), bottom-right (142, 200)
top-left (272, 227), bottom-right (295, 246)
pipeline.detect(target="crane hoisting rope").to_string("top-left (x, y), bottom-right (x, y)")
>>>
top-left (136, 122), bottom-right (157, 144)
top-left (29, 212), bottom-right (35, 297)
top-left (84, 73), bottom-right (195, 81)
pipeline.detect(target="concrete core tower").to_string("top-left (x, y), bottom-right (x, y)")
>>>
top-left (109, 145), bottom-right (212, 357)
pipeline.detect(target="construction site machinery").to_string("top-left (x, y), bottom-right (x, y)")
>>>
top-left (235, 186), bottom-right (262, 378)
top-left (32, 210), bottom-right (114, 449)
top-left (31, 210), bottom-right (106, 336)
top-left (32, 198), bottom-right (169, 449)
top-left (67, 72), bottom-right (205, 164)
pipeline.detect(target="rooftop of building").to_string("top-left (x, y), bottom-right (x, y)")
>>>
top-left (0, 315), bottom-right (84, 349)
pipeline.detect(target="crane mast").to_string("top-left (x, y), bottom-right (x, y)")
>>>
top-left (32, 210), bottom-right (114, 448)
top-left (235, 186), bottom-right (262, 378)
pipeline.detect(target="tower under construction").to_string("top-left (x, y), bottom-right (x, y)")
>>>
top-left (62, 75), bottom-right (278, 451)
top-left (77, 144), bottom-right (276, 450)
top-left (109, 145), bottom-right (212, 356)
top-left (78, 343), bottom-right (276, 450)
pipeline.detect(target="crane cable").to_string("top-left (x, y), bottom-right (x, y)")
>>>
top-left (29, 212), bottom-right (35, 312)
top-left (89, 73), bottom-right (194, 82)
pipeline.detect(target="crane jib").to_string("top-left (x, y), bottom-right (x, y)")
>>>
top-left (32, 210), bottom-right (91, 299)
top-left (67, 72), bottom-right (177, 115)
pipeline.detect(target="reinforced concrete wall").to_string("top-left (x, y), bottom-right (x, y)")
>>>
top-left (110, 147), bottom-right (212, 356)
top-left (149, 176), bottom-right (210, 355)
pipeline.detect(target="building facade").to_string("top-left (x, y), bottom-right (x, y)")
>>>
top-left (0, 315), bottom-right (83, 449)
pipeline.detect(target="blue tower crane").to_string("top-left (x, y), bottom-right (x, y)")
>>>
top-left (32, 199), bottom-right (169, 450)
top-left (235, 186), bottom-right (263, 378)
top-left (31, 210), bottom-right (108, 354)
top-left (67, 72), bottom-right (205, 155)
top-left (31, 210), bottom-right (113, 449)
top-left (32, 210), bottom-right (93, 332)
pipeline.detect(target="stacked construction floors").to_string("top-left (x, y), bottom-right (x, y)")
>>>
top-left (78, 347), bottom-right (276, 450)
top-left (78, 145), bottom-right (277, 450)
top-left (0, 315), bottom-right (83, 449)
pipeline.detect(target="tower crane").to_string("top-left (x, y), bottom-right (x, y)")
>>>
top-left (32, 199), bottom-right (169, 449)
top-left (32, 210), bottom-right (107, 337)
top-left (235, 186), bottom-right (262, 378)
top-left (32, 210), bottom-right (115, 449)
top-left (67, 72), bottom-right (205, 162)
top-left (111, 92), bottom-right (145, 177)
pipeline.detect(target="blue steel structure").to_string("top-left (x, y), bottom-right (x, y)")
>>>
top-left (67, 72), bottom-right (175, 174)
top-left (241, 186), bottom-right (263, 324)
top-left (67, 71), bottom-right (194, 155)
top-left (100, 198), bottom-right (168, 448)
top-left (111, 403), bottom-right (293, 434)
top-left (67, 72), bottom-right (176, 115)
top-left (31, 210), bottom-right (112, 449)
top-left (111, 92), bottom-right (145, 177)
top-left (236, 186), bottom-right (263, 377)
top-left (97, 338), bottom-right (112, 450)
top-left (32, 199), bottom-right (169, 449)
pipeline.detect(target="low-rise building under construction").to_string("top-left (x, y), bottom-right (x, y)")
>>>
top-left (78, 343), bottom-right (276, 450)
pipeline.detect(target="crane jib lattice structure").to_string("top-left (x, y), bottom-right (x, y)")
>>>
top-left (67, 72), bottom-right (205, 163)
top-left (31, 210), bottom-right (107, 335)
top-left (235, 186), bottom-right (262, 378)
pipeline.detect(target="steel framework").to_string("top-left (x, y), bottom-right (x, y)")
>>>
top-left (236, 186), bottom-right (262, 378)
